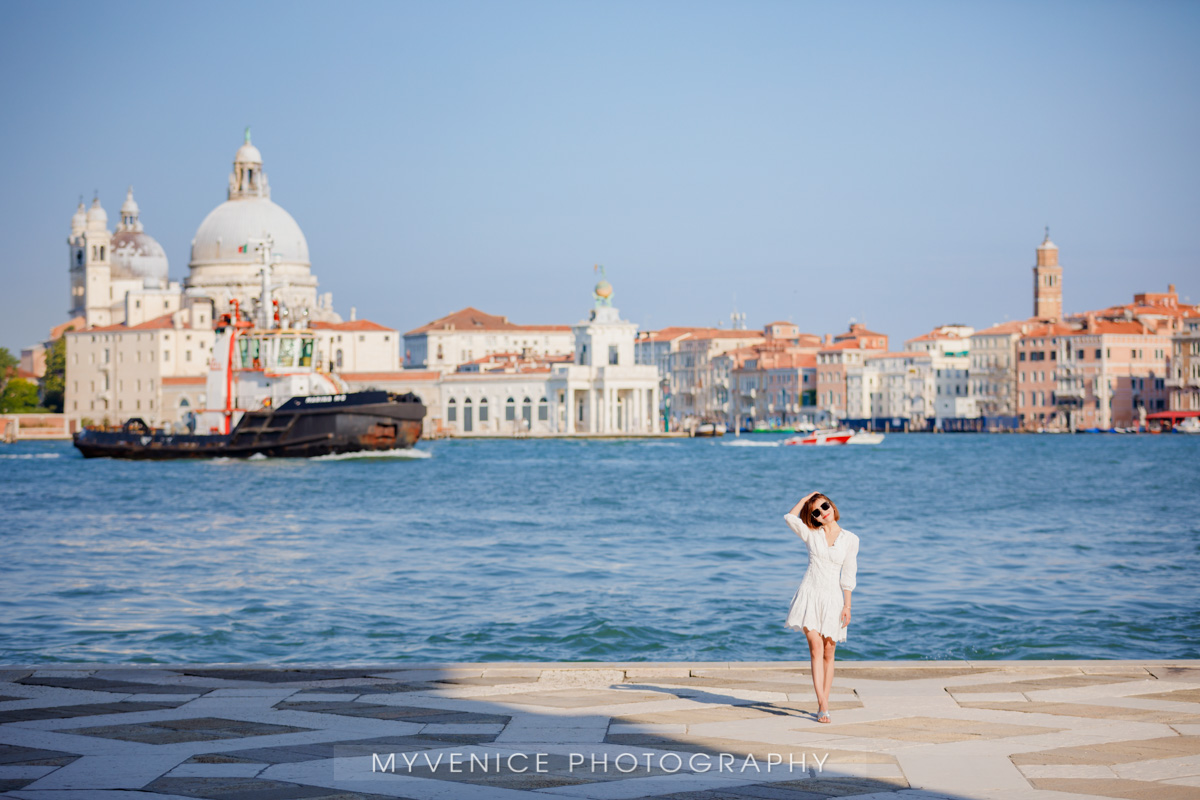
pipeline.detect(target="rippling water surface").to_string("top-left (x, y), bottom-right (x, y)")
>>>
top-left (2, 434), bottom-right (1197, 664)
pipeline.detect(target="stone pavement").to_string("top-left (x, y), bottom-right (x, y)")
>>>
top-left (0, 660), bottom-right (1198, 800)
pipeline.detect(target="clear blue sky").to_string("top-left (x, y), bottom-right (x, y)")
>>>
top-left (2, 0), bottom-right (1197, 354)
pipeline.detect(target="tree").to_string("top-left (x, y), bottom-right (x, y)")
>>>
top-left (41, 335), bottom-right (68, 413)
top-left (0, 347), bottom-right (17, 392)
top-left (0, 378), bottom-right (42, 413)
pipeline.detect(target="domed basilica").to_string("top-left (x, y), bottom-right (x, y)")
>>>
top-left (69, 131), bottom-right (340, 328)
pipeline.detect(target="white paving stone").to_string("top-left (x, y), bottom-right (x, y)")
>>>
top-left (896, 749), bottom-right (1032, 794)
top-left (1112, 753), bottom-right (1200, 781)
top-left (19, 753), bottom-right (189, 790)
top-left (0, 764), bottom-right (60, 779)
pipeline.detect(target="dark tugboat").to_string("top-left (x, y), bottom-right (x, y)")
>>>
top-left (73, 390), bottom-right (426, 459)
top-left (73, 237), bottom-right (426, 459)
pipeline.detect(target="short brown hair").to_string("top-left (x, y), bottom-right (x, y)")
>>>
top-left (800, 494), bottom-right (840, 530)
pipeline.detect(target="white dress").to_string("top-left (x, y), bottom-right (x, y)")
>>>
top-left (783, 513), bottom-right (859, 643)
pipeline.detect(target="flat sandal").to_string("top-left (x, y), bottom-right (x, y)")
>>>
top-left (816, 710), bottom-right (830, 723)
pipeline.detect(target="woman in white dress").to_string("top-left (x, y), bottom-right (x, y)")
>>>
top-left (783, 491), bottom-right (859, 723)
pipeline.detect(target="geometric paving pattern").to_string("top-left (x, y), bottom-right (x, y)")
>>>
top-left (0, 659), bottom-right (1196, 798)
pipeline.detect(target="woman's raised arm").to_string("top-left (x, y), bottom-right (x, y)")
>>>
top-left (784, 492), bottom-right (818, 543)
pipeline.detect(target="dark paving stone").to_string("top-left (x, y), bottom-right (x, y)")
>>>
top-left (146, 774), bottom-right (414, 798)
top-left (176, 669), bottom-right (384, 684)
top-left (289, 682), bottom-right (440, 695)
top-left (0, 743), bottom-right (82, 766)
top-left (0, 778), bottom-right (42, 793)
top-left (0, 699), bottom-right (190, 723)
top-left (71, 716), bottom-right (314, 745)
top-left (274, 700), bottom-right (510, 724)
top-left (0, 694), bottom-right (25, 702)
top-left (15, 675), bottom-right (202, 694)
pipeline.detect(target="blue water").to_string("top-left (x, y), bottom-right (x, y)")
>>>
top-left (1, 434), bottom-right (1197, 664)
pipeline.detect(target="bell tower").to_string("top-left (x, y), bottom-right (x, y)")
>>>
top-left (80, 195), bottom-right (115, 326)
top-left (1033, 227), bottom-right (1062, 322)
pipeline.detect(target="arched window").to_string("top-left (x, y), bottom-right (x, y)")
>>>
top-left (522, 397), bottom-right (532, 426)
top-left (335, 349), bottom-right (343, 369)
top-left (538, 397), bottom-right (548, 421)
top-left (447, 397), bottom-right (457, 422)
top-left (179, 398), bottom-right (190, 407)
top-left (479, 397), bottom-right (489, 422)
top-left (436, 343), bottom-right (444, 360)
top-left (505, 397), bottom-right (516, 421)
top-left (99, 246), bottom-right (105, 260)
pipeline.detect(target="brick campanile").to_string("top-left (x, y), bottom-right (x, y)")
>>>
top-left (1033, 228), bottom-right (1062, 322)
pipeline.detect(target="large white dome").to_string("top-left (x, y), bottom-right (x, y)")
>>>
top-left (189, 197), bottom-right (309, 266)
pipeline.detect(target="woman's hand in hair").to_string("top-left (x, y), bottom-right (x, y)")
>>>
top-left (789, 492), bottom-right (818, 517)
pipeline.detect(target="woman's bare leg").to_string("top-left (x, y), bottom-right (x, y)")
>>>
top-left (803, 627), bottom-right (828, 713)
top-left (822, 638), bottom-right (837, 704)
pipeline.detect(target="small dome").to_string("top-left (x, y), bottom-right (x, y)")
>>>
top-left (594, 280), bottom-right (613, 299)
top-left (235, 142), bottom-right (262, 164)
top-left (120, 186), bottom-right (139, 216)
top-left (71, 201), bottom-right (87, 229)
top-left (1038, 227), bottom-right (1057, 250)
top-left (111, 230), bottom-right (169, 288)
top-left (86, 197), bottom-right (107, 225)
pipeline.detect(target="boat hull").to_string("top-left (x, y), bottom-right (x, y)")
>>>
top-left (73, 391), bottom-right (426, 460)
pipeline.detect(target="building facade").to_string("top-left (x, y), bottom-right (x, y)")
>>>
top-left (403, 307), bottom-right (573, 372)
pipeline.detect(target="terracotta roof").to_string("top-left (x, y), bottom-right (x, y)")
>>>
top-left (50, 316), bottom-right (85, 340)
top-left (1019, 321), bottom-right (1082, 339)
top-left (311, 319), bottom-right (395, 332)
top-left (339, 371), bottom-right (439, 381)
top-left (973, 320), bottom-right (1033, 336)
top-left (905, 328), bottom-right (970, 343)
top-left (79, 312), bottom-right (184, 333)
top-left (638, 326), bottom-right (710, 342)
top-left (404, 307), bottom-right (571, 336)
top-left (834, 326), bottom-right (886, 339)
top-left (162, 375), bottom-right (206, 386)
top-left (819, 340), bottom-right (880, 352)
top-left (4, 366), bottom-right (39, 381)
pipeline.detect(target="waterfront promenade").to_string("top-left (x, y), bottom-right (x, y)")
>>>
top-left (1, 660), bottom-right (1197, 799)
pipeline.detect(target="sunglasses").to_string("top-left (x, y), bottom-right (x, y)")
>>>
top-left (810, 501), bottom-right (830, 520)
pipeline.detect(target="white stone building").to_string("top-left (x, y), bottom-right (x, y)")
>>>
top-left (904, 324), bottom-right (976, 421)
top-left (434, 279), bottom-right (663, 435)
top-left (403, 307), bottom-right (573, 372)
top-left (64, 302), bottom-right (216, 425)
top-left (68, 188), bottom-right (177, 328)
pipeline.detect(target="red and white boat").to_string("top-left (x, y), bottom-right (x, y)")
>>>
top-left (783, 428), bottom-right (855, 446)
top-left (783, 428), bottom-right (886, 446)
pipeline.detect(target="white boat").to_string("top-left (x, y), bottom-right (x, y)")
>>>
top-left (694, 421), bottom-right (727, 437)
top-left (847, 430), bottom-right (885, 444)
top-left (1176, 417), bottom-right (1200, 434)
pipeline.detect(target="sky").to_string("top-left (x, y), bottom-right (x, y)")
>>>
top-left (1, 0), bottom-right (1197, 354)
